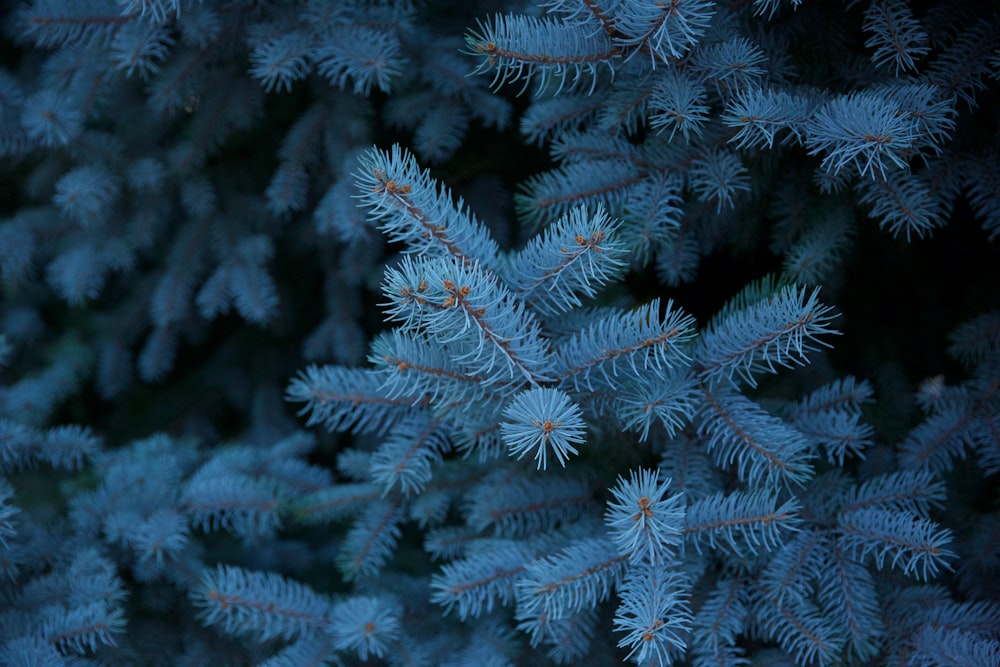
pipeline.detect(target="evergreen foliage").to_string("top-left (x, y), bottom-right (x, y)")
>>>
top-left (0, 0), bottom-right (999, 664)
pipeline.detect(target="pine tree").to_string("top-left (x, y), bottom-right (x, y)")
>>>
top-left (0, 0), bottom-right (998, 664)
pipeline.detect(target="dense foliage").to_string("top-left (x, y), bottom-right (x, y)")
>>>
top-left (1, 1), bottom-right (999, 665)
